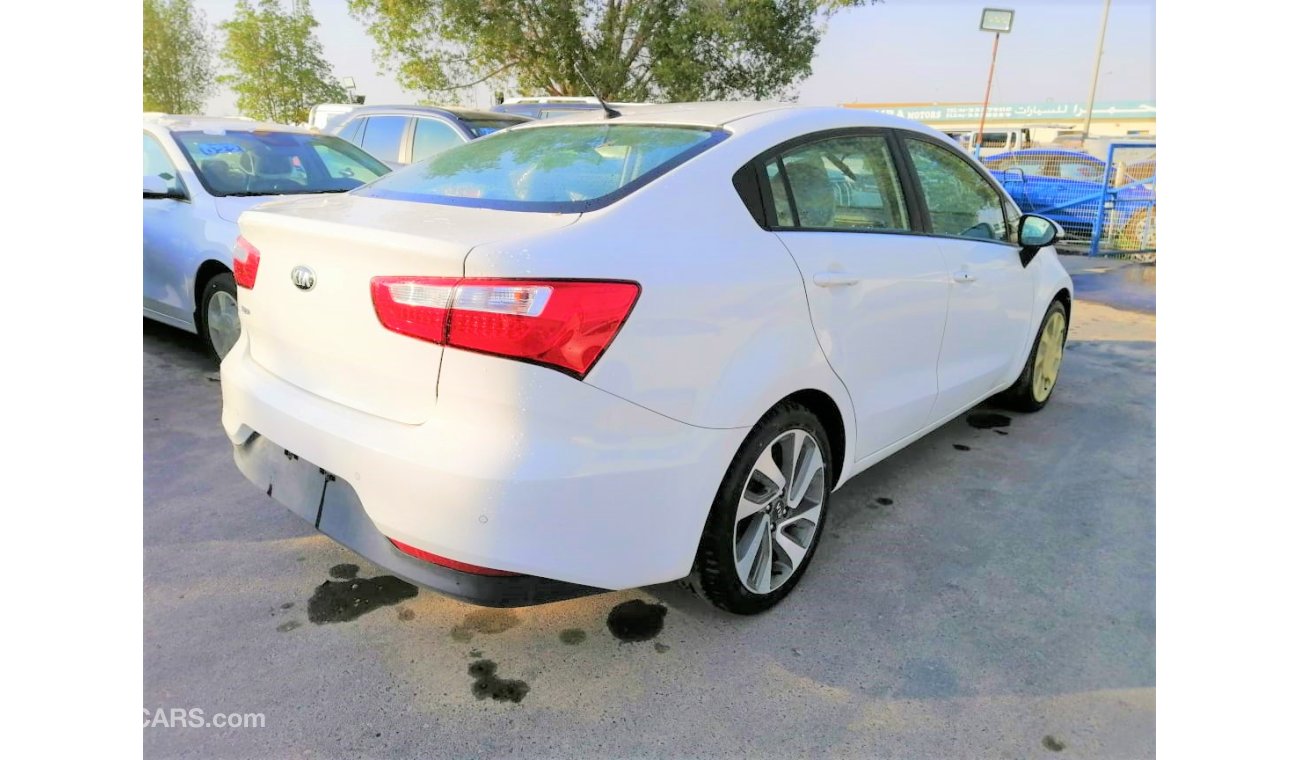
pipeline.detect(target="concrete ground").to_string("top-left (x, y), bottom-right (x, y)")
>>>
top-left (1058, 255), bottom-right (1156, 314)
top-left (144, 271), bottom-right (1155, 759)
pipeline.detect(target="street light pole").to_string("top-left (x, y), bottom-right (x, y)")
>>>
top-left (974, 32), bottom-right (1001, 158)
top-left (975, 8), bottom-right (1015, 159)
top-left (1082, 0), bottom-right (1113, 141)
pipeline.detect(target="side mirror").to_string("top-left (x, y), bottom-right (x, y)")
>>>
top-left (1017, 214), bottom-right (1062, 266)
top-left (1019, 214), bottom-right (1060, 247)
top-left (144, 174), bottom-right (183, 199)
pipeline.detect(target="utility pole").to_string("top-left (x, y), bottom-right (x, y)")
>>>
top-left (1082, 0), bottom-right (1113, 141)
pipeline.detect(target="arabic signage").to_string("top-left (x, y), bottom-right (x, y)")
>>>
top-left (847, 100), bottom-right (1156, 123)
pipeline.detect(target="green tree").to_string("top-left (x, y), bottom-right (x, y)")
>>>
top-left (348, 0), bottom-right (876, 103)
top-left (143, 0), bottom-right (216, 113)
top-left (218, 0), bottom-right (349, 123)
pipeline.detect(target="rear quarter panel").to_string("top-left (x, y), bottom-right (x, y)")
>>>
top-left (461, 122), bottom-right (859, 474)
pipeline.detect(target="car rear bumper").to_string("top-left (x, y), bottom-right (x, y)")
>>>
top-left (232, 432), bottom-right (602, 606)
top-left (220, 335), bottom-right (747, 599)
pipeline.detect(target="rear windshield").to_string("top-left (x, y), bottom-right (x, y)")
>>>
top-left (174, 130), bottom-right (390, 197)
top-left (356, 124), bottom-right (727, 212)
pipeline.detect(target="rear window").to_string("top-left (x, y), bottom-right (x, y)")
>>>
top-left (356, 124), bottom-right (727, 213)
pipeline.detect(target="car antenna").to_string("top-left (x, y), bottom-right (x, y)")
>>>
top-left (573, 65), bottom-right (620, 119)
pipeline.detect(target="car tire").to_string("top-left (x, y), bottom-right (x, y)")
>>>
top-left (198, 272), bottom-right (241, 362)
top-left (994, 299), bottom-right (1068, 412)
top-left (688, 401), bottom-right (833, 615)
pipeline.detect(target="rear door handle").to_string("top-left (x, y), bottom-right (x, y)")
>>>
top-left (953, 269), bottom-right (978, 284)
top-left (812, 272), bottom-right (862, 288)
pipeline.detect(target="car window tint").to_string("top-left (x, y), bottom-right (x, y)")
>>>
top-left (144, 133), bottom-right (184, 194)
top-left (411, 118), bottom-right (464, 162)
top-left (174, 131), bottom-right (390, 196)
top-left (763, 135), bottom-right (908, 232)
top-left (905, 139), bottom-right (1009, 242)
top-left (311, 141), bottom-right (388, 185)
top-left (765, 162), bottom-right (795, 226)
top-left (338, 117), bottom-right (365, 145)
top-left (359, 115), bottom-right (409, 163)
top-left (358, 124), bottom-right (722, 212)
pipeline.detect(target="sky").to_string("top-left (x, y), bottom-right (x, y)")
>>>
top-left (193, 0), bottom-right (1155, 116)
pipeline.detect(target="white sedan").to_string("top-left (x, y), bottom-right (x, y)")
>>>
top-left (221, 103), bottom-right (1072, 613)
top-left (144, 116), bottom-right (389, 359)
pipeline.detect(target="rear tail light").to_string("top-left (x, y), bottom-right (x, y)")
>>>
top-left (371, 277), bottom-right (639, 378)
top-left (232, 236), bottom-right (260, 289)
top-left (389, 538), bottom-right (521, 577)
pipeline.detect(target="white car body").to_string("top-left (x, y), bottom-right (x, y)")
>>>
top-left (143, 113), bottom-right (387, 355)
top-left (221, 103), bottom-right (1072, 606)
top-left (143, 116), bottom-right (285, 334)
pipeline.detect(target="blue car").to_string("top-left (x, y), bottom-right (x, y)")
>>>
top-left (982, 149), bottom-right (1154, 248)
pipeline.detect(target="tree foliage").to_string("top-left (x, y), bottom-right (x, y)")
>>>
top-left (348, 0), bottom-right (876, 103)
top-left (218, 0), bottom-right (348, 123)
top-left (143, 0), bottom-right (216, 113)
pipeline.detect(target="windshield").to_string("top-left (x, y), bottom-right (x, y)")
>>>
top-left (356, 124), bottom-right (726, 212)
top-left (462, 117), bottom-right (529, 137)
top-left (173, 130), bottom-right (390, 197)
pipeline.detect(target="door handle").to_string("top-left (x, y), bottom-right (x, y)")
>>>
top-left (812, 272), bottom-right (861, 288)
top-left (952, 269), bottom-right (978, 284)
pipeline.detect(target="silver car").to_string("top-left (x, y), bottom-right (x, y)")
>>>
top-left (143, 115), bottom-right (390, 360)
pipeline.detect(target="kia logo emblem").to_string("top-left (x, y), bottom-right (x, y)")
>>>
top-left (291, 266), bottom-right (316, 291)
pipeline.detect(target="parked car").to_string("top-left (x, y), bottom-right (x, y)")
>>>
top-left (491, 96), bottom-right (608, 119)
top-left (491, 96), bottom-right (654, 119)
top-left (982, 148), bottom-right (1154, 246)
top-left (326, 105), bottom-right (530, 167)
top-left (222, 103), bottom-right (1072, 613)
top-left (144, 115), bottom-right (390, 360)
top-left (306, 102), bottom-right (359, 131)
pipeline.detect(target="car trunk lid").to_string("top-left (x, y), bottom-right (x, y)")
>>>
top-left (236, 193), bottom-right (580, 423)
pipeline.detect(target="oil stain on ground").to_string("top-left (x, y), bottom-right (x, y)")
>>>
top-left (468, 659), bottom-right (529, 703)
top-left (606, 599), bottom-right (668, 642)
top-left (1042, 735), bottom-right (1066, 752)
top-left (329, 563), bottom-right (360, 580)
top-left (307, 571), bottom-right (418, 624)
top-left (451, 609), bottom-right (521, 642)
top-left (966, 412), bottom-right (1012, 430)
top-left (953, 443), bottom-right (971, 451)
top-left (559, 628), bottom-right (587, 645)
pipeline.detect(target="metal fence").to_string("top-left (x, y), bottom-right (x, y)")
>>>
top-left (980, 141), bottom-right (1155, 259)
top-left (1089, 143), bottom-right (1156, 258)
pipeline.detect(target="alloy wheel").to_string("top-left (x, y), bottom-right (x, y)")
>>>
top-left (733, 429), bottom-right (826, 594)
top-left (206, 290), bottom-right (241, 361)
top-left (1032, 310), bottom-right (1066, 402)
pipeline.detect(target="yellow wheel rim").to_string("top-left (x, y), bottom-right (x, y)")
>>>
top-left (1032, 311), bottom-right (1066, 403)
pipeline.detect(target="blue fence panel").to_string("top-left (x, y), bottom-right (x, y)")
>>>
top-left (980, 142), bottom-right (1155, 258)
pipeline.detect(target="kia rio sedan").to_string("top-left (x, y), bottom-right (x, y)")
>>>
top-left (221, 103), bottom-right (1072, 614)
top-left (144, 116), bottom-right (389, 360)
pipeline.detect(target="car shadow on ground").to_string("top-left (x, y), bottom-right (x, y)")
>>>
top-left (144, 318), bottom-right (215, 373)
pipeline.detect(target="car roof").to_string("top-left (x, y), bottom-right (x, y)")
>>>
top-left (510, 102), bottom-right (943, 136)
top-left (339, 105), bottom-right (530, 122)
top-left (144, 114), bottom-right (311, 134)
